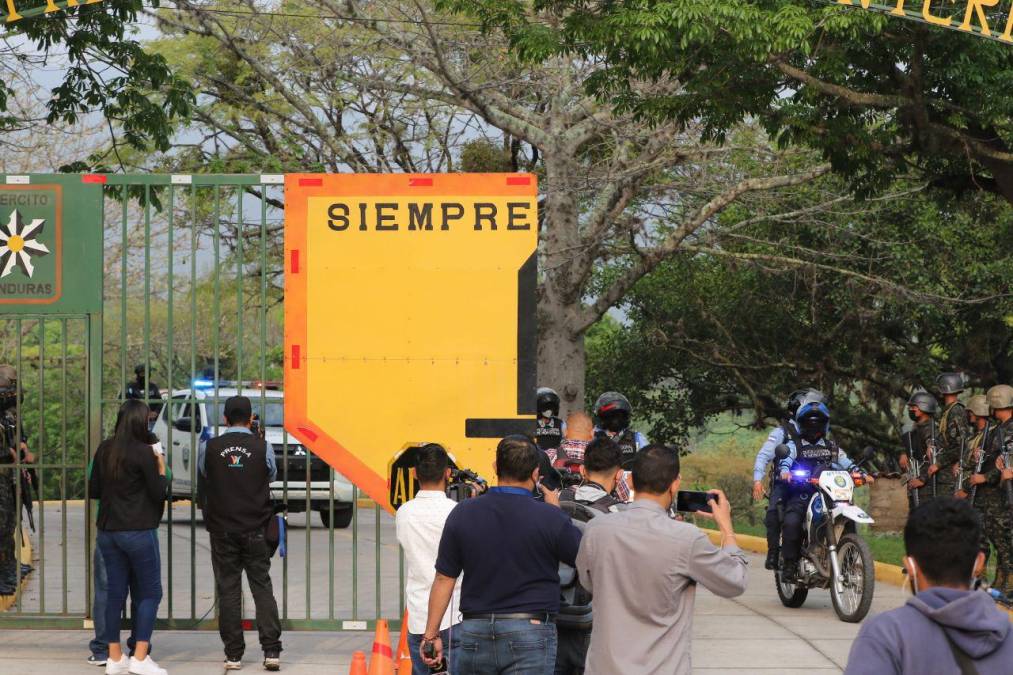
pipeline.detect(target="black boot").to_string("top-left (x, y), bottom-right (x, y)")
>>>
top-left (765, 548), bottom-right (779, 570)
top-left (781, 560), bottom-right (798, 583)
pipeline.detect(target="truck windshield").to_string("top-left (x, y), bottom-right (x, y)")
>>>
top-left (209, 399), bottom-right (285, 427)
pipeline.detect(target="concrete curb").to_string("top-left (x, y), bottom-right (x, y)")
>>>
top-left (702, 529), bottom-right (908, 587)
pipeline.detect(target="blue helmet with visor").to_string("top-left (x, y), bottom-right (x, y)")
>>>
top-left (795, 401), bottom-right (830, 441)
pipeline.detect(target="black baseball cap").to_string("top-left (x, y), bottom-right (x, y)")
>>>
top-left (224, 395), bottom-right (252, 422)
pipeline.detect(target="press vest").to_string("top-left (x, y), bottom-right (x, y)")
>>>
top-left (533, 417), bottom-right (564, 451)
top-left (203, 431), bottom-right (272, 534)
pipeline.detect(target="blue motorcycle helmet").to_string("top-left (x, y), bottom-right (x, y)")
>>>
top-left (795, 401), bottom-right (830, 442)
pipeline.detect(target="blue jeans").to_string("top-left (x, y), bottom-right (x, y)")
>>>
top-left (91, 547), bottom-right (150, 658)
top-left (97, 529), bottom-right (162, 646)
top-left (407, 627), bottom-right (459, 675)
top-left (457, 618), bottom-right (557, 674)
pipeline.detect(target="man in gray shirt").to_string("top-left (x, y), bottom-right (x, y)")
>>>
top-left (575, 444), bottom-right (748, 675)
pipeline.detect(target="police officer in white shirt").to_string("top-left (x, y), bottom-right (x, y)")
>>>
top-left (395, 444), bottom-right (462, 674)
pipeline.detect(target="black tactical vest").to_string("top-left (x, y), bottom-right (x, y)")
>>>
top-left (533, 417), bottom-right (564, 451)
top-left (202, 431), bottom-right (272, 535)
top-left (596, 427), bottom-right (641, 468)
top-left (793, 440), bottom-right (834, 472)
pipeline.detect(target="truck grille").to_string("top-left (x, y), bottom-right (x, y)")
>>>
top-left (277, 447), bottom-right (332, 483)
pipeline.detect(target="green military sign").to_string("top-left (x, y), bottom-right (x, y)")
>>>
top-left (0, 176), bottom-right (103, 313)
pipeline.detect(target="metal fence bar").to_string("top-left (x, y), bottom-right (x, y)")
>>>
top-left (14, 317), bottom-right (23, 613)
top-left (189, 182), bottom-right (199, 623)
top-left (165, 184), bottom-right (175, 619)
top-left (38, 319), bottom-right (45, 613)
top-left (61, 317), bottom-right (68, 614)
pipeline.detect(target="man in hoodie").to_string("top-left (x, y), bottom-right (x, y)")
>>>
top-left (844, 497), bottom-right (1013, 675)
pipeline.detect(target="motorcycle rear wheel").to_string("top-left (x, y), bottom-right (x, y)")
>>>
top-left (831, 533), bottom-right (875, 623)
top-left (775, 567), bottom-right (809, 608)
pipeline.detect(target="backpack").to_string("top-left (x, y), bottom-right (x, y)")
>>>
top-left (557, 490), bottom-right (615, 631)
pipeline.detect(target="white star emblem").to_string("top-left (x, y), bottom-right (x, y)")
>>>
top-left (0, 209), bottom-right (49, 278)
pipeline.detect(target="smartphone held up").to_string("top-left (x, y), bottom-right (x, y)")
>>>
top-left (675, 490), bottom-right (717, 514)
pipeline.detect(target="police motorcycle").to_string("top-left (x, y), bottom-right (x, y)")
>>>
top-left (773, 444), bottom-right (877, 623)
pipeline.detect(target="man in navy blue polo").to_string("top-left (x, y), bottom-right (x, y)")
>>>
top-left (420, 435), bottom-right (582, 674)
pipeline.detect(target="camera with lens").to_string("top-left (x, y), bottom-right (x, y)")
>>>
top-left (446, 468), bottom-right (488, 502)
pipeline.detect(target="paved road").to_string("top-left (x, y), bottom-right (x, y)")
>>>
top-left (5, 527), bottom-right (907, 673)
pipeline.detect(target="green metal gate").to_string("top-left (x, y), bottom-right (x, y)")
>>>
top-left (0, 174), bottom-right (403, 631)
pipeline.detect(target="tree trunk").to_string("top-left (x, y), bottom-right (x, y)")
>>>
top-left (537, 302), bottom-right (587, 416)
top-left (536, 147), bottom-right (590, 415)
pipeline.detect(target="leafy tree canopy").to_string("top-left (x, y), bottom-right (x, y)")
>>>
top-left (588, 172), bottom-right (1013, 453)
top-left (441, 0), bottom-right (1013, 203)
top-left (2, 0), bottom-right (193, 163)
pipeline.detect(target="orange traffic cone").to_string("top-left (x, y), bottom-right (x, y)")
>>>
top-left (349, 650), bottom-right (368, 675)
top-left (395, 609), bottom-right (412, 672)
top-left (368, 619), bottom-right (396, 675)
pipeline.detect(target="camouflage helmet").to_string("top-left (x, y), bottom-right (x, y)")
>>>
top-left (787, 388), bottom-right (826, 417)
top-left (935, 372), bottom-right (967, 395)
top-left (0, 364), bottom-right (16, 389)
top-left (907, 390), bottom-right (939, 415)
top-left (986, 385), bottom-right (1013, 411)
top-left (966, 394), bottom-right (990, 418)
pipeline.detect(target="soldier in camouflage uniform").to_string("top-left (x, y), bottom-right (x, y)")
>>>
top-left (0, 365), bottom-right (18, 596)
top-left (957, 395), bottom-right (993, 568)
top-left (970, 385), bottom-right (1013, 596)
top-left (932, 373), bottom-right (970, 497)
top-left (903, 390), bottom-right (939, 506)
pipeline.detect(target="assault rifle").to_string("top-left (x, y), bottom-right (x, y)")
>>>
top-left (929, 425), bottom-right (939, 499)
top-left (903, 430), bottom-right (921, 508)
top-left (969, 423), bottom-right (990, 507)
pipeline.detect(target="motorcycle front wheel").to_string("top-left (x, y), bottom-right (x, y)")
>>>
top-left (775, 567), bottom-right (808, 608)
top-left (831, 533), bottom-right (875, 623)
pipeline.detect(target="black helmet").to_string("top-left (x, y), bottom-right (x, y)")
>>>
top-left (536, 387), bottom-right (560, 417)
top-left (787, 388), bottom-right (826, 417)
top-left (594, 391), bottom-right (632, 433)
top-left (135, 364), bottom-right (146, 377)
top-left (907, 390), bottom-right (939, 415)
top-left (934, 372), bottom-right (966, 395)
top-left (594, 391), bottom-right (631, 417)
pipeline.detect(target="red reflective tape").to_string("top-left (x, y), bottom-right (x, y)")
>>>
top-left (408, 177), bottom-right (433, 187)
top-left (506, 176), bottom-right (531, 185)
top-left (298, 427), bottom-right (318, 442)
top-left (372, 643), bottom-right (393, 658)
top-left (290, 250), bottom-right (300, 274)
top-left (241, 620), bottom-right (253, 630)
top-left (299, 177), bottom-right (323, 187)
top-left (291, 344), bottom-right (301, 369)
top-left (600, 403), bottom-right (617, 411)
top-left (82, 174), bottom-right (107, 184)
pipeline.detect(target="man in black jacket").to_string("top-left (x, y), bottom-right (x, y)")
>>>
top-left (199, 396), bottom-right (282, 672)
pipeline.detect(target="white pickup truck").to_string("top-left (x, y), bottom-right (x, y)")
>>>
top-left (152, 386), bottom-right (355, 528)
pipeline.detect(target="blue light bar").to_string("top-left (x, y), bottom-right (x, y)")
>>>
top-left (792, 470), bottom-right (810, 477)
top-left (193, 378), bottom-right (214, 388)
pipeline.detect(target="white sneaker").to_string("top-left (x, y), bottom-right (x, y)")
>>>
top-left (225, 660), bottom-right (243, 670)
top-left (105, 655), bottom-right (130, 675)
top-left (128, 656), bottom-right (167, 675)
